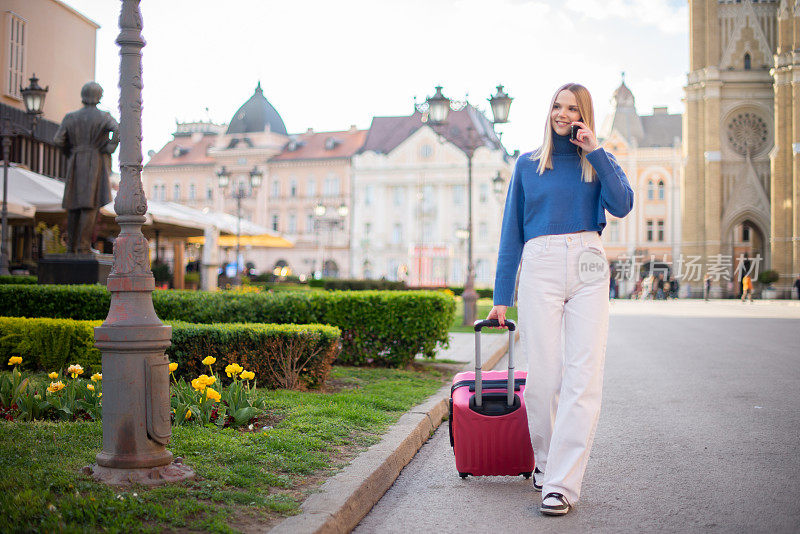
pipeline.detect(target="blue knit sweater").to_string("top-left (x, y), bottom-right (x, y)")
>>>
top-left (493, 133), bottom-right (634, 306)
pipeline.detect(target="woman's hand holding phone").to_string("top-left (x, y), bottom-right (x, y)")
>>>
top-left (569, 121), bottom-right (599, 152)
top-left (487, 305), bottom-right (508, 327)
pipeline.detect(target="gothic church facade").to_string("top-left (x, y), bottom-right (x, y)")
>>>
top-left (684, 0), bottom-right (800, 297)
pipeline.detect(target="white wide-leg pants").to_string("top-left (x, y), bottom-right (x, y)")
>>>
top-left (518, 231), bottom-right (610, 504)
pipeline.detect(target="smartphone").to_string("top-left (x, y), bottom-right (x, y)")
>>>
top-left (570, 124), bottom-right (580, 141)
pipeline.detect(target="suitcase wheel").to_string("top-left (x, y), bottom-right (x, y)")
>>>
top-left (521, 471), bottom-right (532, 479)
top-left (459, 472), bottom-right (469, 479)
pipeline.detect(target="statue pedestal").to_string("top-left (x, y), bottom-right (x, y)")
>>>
top-left (38, 253), bottom-right (114, 285)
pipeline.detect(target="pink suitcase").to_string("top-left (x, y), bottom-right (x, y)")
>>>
top-left (448, 319), bottom-right (534, 479)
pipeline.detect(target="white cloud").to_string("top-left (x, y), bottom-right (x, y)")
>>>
top-left (563, 0), bottom-right (688, 35)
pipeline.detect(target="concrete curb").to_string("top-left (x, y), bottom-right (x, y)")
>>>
top-left (268, 332), bottom-right (518, 534)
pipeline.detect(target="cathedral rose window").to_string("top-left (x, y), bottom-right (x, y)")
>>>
top-left (726, 112), bottom-right (768, 156)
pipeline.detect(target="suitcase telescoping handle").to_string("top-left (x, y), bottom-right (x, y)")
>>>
top-left (473, 319), bottom-right (516, 408)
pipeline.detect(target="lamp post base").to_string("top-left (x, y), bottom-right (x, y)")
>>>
top-left (462, 287), bottom-right (479, 326)
top-left (83, 458), bottom-right (195, 486)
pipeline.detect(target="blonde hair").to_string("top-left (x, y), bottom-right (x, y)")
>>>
top-left (530, 83), bottom-right (597, 183)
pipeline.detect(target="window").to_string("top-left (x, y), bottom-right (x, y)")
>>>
top-left (173, 184), bottom-right (181, 201)
top-left (288, 213), bottom-right (297, 234)
top-left (271, 214), bottom-right (280, 232)
top-left (657, 220), bottom-right (664, 242)
top-left (152, 184), bottom-right (159, 200)
top-left (420, 144), bottom-right (432, 158)
top-left (422, 185), bottom-right (435, 208)
top-left (5, 14), bottom-right (25, 99)
top-left (422, 221), bottom-right (434, 242)
top-left (307, 179), bottom-right (316, 198)
top-left (364, 222), bottom-right (372, 236)
top-left (476, 259), bottom-right (490, 283)
top-left (744, 53), bottom-right (751, 70)
top-left (646, 219), bottom-right (654, 242)
top-left (479, 221), bottom-right (488, 239)
top-left (160, 184), bottom-right (166, 201)
top-left (271, 180), bottom-right (280, 198)
top-left (189, 183), bottom-right (196, 200)
top-left (608, 219), bottom-right (620, 242)
top-left (453, 185), bottom-right (465, 205)
top-left (647, 180), bottom-right (655, 200)
top-left (365, 184), bottom-right (374, 206)
top-left (393, 186), bottom-right (403, 207)
top-left (743, 225), bottom-right (750, 242)
top-left (306, 213), bottom-right (314, 233)
top-left (290, 180), bottom-right (297, 197)
top-left (657, 180), bottom-right (665, 200)
top-left (479, 184), bottom-right (489, 204)
top-left (392, 223), bottom-right (403, 244)
top-left (387, 260), bottom-right (400, 281)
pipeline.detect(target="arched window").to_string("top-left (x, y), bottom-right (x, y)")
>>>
top-left (657, 180), bottom-right (665, 200)
top-left (744, 53), bottom-right (751, 70)
top-left (647, 180), bottom-right (655, 200)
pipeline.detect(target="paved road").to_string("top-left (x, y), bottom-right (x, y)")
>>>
top-left (356, 301), bottom-right (800, 533)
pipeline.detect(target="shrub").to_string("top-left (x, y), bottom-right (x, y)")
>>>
top-left (0, 317), bottom-right (102, 373)
top-left (0, 284), bottom-right (110, 319)
top-left (0, 275), bottom-right (36, 285)
top-left (0, 286), bottom-right (455, 367)
top-left (0, 316), bottom-right (340, 389)
top-left (167, 322), bottom-right (340, 389)
top-left (320, 279), bottom-right (407, 291)
top-left (757, 270), bottom-right (780, 286)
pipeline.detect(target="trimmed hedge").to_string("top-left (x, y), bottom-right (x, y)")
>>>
top-left (0, 285), bottom-right (455, 366)
top-left (0, 275), bottom-right (37, 285)
top-left (0, 316), bottom-right (340, 389)
top-left (308, 278), bottom-right (407, 291)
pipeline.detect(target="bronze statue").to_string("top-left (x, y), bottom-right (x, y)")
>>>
top-left (54, 82), bottom-right (119, 253)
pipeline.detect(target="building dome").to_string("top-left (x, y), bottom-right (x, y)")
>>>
top-left (226, 82), bottom-right (288, 135)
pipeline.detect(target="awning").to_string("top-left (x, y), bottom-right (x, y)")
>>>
top-left (187, 234), bottom-right (293, 248)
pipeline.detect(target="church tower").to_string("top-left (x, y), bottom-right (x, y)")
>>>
top-left (684, 0), bottom-right (799, 298)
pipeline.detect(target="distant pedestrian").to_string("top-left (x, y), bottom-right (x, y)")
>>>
top-left (656, 273), bottom-right (665, 300)
top-left (794, 274), bottom-right (800, 300)
top-left (669, 276), bottom-right (680, 299)
top-left (488, 82), bottom-right (634, 516)
top-left (704, 274), bottom-right (712, 301)
top-left (741, 274), bottom-right (753, 303)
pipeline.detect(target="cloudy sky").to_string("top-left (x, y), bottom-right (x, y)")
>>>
top-left (64, 0), bottom-right (688, 163)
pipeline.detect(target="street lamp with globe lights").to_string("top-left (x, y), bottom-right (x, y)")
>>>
top-left (217, 165), bottom-right (263, 282)
top-left (419, 84), bottom-right (513, 326)
top-left (1, 75), bottom-right (48, 275)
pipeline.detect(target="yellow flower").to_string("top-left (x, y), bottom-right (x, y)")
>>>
top-left (168, 362), bottom-right (178, 373)
top-left (87, 384), bottom-right (95, 392)
top-left (191, 378), bottom-right (205, 392)
top-left (48, 372), bottom-right (59, 379)
top-left (90, 373), bottom-right (102, 383)
top-left (205, 387), bottom-right (221, 402)
top-left (67, 364), bottom-right (84, 378)
top-left (7, 356), bottom-right (22, 366)
top-left (185, 409), bottom-right (192, 420)
top-left (201, 356), bottom-right (216, 366)
top-left (225, 363), bottom-right (244, 377)
top-left (47, 381), bottom-right (65, 393)
top-left (201, 374), bottom-right (215, 386)
top-left (240, 370), bottom-right (255, 381)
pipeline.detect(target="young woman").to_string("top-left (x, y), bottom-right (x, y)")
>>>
top-left (488, 83), bottom-right (634, 516)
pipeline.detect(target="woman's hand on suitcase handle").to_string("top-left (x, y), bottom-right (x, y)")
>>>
top-left (487, 305), bottom-right (507, 328)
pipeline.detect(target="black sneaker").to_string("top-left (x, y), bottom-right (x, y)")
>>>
top-left (532, 467), bottom-right (543, 492)
top-left (540, 492), bottom-right (571, 516)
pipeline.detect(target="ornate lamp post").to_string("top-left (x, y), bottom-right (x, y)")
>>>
top-left (421, 84), bottom-right (512, 326)
top-left (218, 165), bottom-right (262, 282)
top-left (88, 0), bottom-right (193, 485)
top-left (0, 75), bottom-right (48, 275)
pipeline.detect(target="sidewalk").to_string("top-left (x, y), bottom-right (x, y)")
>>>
top-left (269, 331), bottom-right (514, 534)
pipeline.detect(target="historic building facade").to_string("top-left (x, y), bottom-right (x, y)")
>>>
top-left (684, 0), bottom-right (800, 297)
top-left (142, 84), bottom-right (366, 279)
top-left (351, 107), bottom-right (513, 287)
top-left (599, 78), bottom-right (683, 298)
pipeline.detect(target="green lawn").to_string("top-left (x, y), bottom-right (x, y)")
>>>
top-left (0, 364), bottom-right (452, 533)
top-left (450, 298), bottom-right (518, 333)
